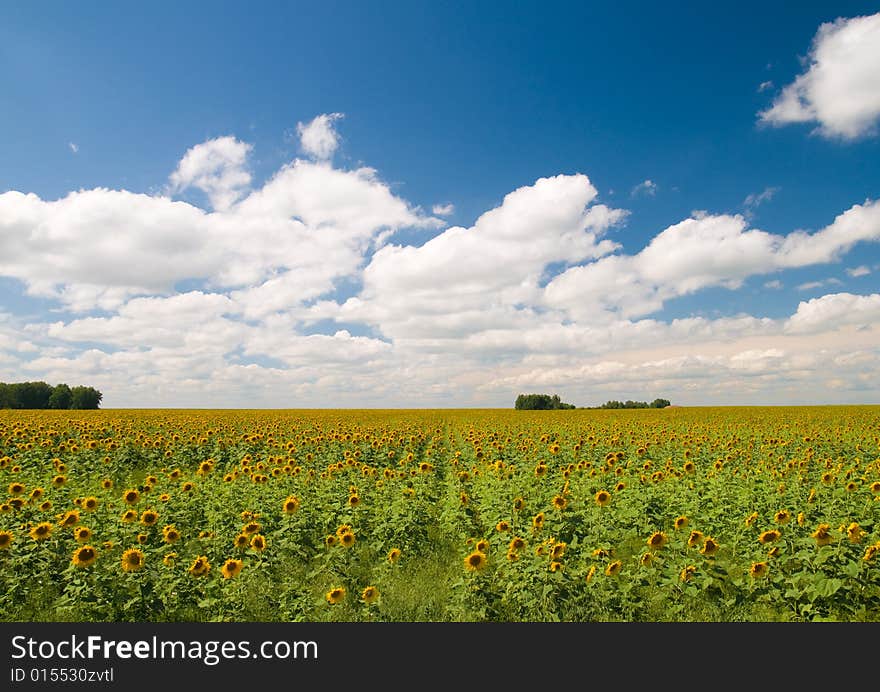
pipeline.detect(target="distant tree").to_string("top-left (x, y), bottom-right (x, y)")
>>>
top-left (70, 386), bottom-right (103, 410)
top-left (650, 398), bottom-right (671, 408)
top-left (14, 381), bottom-right (53, 409)
top-left (598, 398), bottom-right (671, 409)
top-left (48, 383), bottom-right (73, 409)
top-left (0, 382), bottom-right (11, 409)
top-left (515, 393), bottom-right (575, 410)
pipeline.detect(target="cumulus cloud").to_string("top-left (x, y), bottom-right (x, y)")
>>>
top-left (2, 121), bottom-right (880, 407)
top-left (543, 199), bottom-right (880, 321)
top-left (68, 142), bottom-right (79, 154)
top-left (758, 12), bottom-right (880, 139)
top-left (296, 112), bottom-right (344, 160)
top-left (169, 136), bottom-right (253, 211)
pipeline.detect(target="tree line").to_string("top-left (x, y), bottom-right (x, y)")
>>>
top-left (0, 381), bottom-right (103, 410)
top-left (515, 393), bottom-right (671, 410)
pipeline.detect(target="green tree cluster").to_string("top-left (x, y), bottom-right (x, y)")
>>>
top-left (597, 398), bottom-right (670, 409)
top-left (0, 381), bottom-right (103, 409)
top-left (514, 393), bottom-right (576, 410)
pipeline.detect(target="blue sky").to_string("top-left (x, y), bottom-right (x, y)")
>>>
top-left (1, 1), bottom-right (879, 407)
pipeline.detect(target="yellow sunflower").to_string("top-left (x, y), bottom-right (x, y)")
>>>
top-left (29, 522), bottom-right (54, 541)
top-left (121, 548), bottom-right (145, 572)
top-left (464, 550), bottom-right (488, 571)
top-left (0, 530), bottom-right (14, 549)
top-left (72, 545), bottom-right (98, 568)
top-left (604, 560), bottom-right (623, 577)
top-left (361, 586), bottom-right (379, 604)
top-left (221, 558), bottom-right (243, 579)
top-left (326, 587), bottom-right (346, 604)
top-left (387, 547), bottom-right (401, 563)
top-left (595, 490), bottom-right (612, 507)
top-left (749, 561), bottom-right (769, 579)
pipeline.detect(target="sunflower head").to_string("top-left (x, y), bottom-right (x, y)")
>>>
top-left (387, 547), bottom-right (401, 563)
top-left (123, 489), bottom-right (140, 505)
top-left (605, 560), bottom-right (623, 577)
top-left (758, 529), bottom-right (781, 545)
top-left (749, 561), bottom-right (769, 579)
top-left (250, 534), bottom-right (267, 552)
top-left (647, 531), bottom-right (667, 550)
top-left (595, 490), bottom-right (611, 507)
top-left (700, 537), bottom-right (720, 556)
top-left (74, 526), bottom-right (92, 542)
top-left (71, 543), bottom-right (98, 567)
top-left (188, 555), bottom-right (211, 577)
top-left (221, 558), bottom-right (243, 579)
top-left (361, 586), bottom-right (379, 604)
top-left (340, 532), bottom-right (356, 548)
top-left (674, 516), bottom-right (689, 530)
top-left (140, 510), bottom-right (158, 526)
top-left (283, 496), bottom-right (300, 514)
top-left (687, 530), bottom-right (705, 547)
top-left (121, 548), bottom-right (145, 572)
top-left (0, 530), bottom-right (14, 549)
top-left (29, 522), bottom-right (53, 540)
top-left (326, 587), bottom-right (346, 604)
top-left (162, 525), bottom-right (181, 543)
top-left (83, 497), bottom-right (99, 511)
top-left (464, 550), bottom-right (488, 572)
top-left (552, 495), bottom-right (567, 510)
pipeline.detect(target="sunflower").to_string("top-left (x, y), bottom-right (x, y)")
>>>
top-left (595, 490), bottom-right (611, 507)
top-left (552, 495), bottom-right (567, 510)
top-left (250, 534), bottom-right (267, 552)
top-left (551, 541), bottom-right (566, 559)
top-left (242, 521), bottom-right (261, 535)
top-left (680, 565), bottom-right (696, 582)
top-left (283, 496), bottom-right (300, 514)
top-left (749, 561), bottom-right (769, 579)
top-left (513, 497), bottom-right (525, 511)
top-left (162, 525), bottom-right (181, 543)
top-left (387, 547), bottom-right (402, 563)
top-left (136, 533), bottom-right (149, 544)
top-left (820, 472), bottom-right (834, 485)
top-left (340, 532), bottom-right (356, 548)
top-left (532, 512), bottom-right (545, 530)
top-left (767, 546), bottom-right (780, 558)
top-left (120, 509), bottom-right (137, 523)
top-left (234, 533), bottom-right (250, 549)
top-left (361, 586), bottom-right (379, 604)
top-left (534, 464), bottom-right (547, 478)
top-left (181, 481), bottom-right (194, 493)
top-left (29, 487), bottom-right (44, 501)
top-left (325, 534), bottom-right (338, 547)
top-left (586, 565), bottom-right (597, 582)
top-left (59, 510), bottom-right (80, 528)
top-left (348, 495), bottom-right (360, 508)
top-left (683, 460), bottom-right (696, 474)
top-left (52, 475), bottom-right (66, 488)
top-left (744, 511), bottom-right (758, 527)
top-left (605, 560), bottom-right (623, 577)
top-left (71, 545), bottom-right (98, 568)
top-left (807, 488), bottom-right (817, 503)
top-left (121, 548), bottom-right (145, 572)
top-left (615, 481), bottom-right (626, 492)
top-left (639, 552), bottom-right (655, 566)
top-left (326, 587), bottom-right (346, 604)
top-left (163, 552), bottom-right (178, 567)
top-left (197, 460), bottom-right (214, 476)
top-left (870, 481), bottom-right (880, 495)
top-left (0, 530), bottom-right (13, 549)
top-left (863, 544), bottom-right (880, 562)
top-left (221, 558), bottom-right (243, 579)
top-left (159, 493), bottom-right (170, 503)
top-left (38, 500), bottom-right (52, 512)
top-left (811, 523), bottom-right (834, 547)
top-left (646, 531), bottom-right (667, 550)
top-left (549, 561), bottom-right (563, 573)
top-left (28, 521), bottom-right (53, 541)
top-left (495, 520), bottom-right (510, 533)
top-left (506, 550), bottom-right (519, 562)
top-left (139, 509), bottom-right (159, 527)
top-left (83, 497), bottom-right (99, 512)
top-left (846, 523), bottom-right (865, 544)
top-left (686, 530), bottom-right (704, 548)
top-left (674, 516), bottom-right (689, 530)
top-left (758, 529), bottom-right (781, 545)
top-left (7, 482), bottom-right (25, 496)
top-left (122, 489), bottom-right (140, 505)
top-left (74, 526), bottom-right (92, 542)
top-left (464, 550), bottom-right (488, 572)
top-left (509, 536), bottom-right (526, 552)
top-left (700, 537), bottom-right (720, 557)
top-left (101, 478), bottom-right (113, 490)
top-left (188, 555), bottom-right (211, 576)
top-left (474, 538), bottom-right (489, 553)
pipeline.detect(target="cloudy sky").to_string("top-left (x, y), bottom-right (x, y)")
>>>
top-left (2, 2), bottom-right (880, 408)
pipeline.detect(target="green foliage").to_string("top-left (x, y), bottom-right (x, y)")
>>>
top-left (0, 381), bottom-right (102, 409)
top-left (596, 398), bottom-right (670, 409)
top-left (514, 393), bottom-right (576, 410)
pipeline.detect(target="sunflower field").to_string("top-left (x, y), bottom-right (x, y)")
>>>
top-left (1, 406), bottom-right (878, 622)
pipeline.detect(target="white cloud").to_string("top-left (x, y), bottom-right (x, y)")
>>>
top-left (168, 136), bottom-right (253, 211)
top-left (757, 80), bottom-right (774, 93)
top-left (764, 279), bottom-right (783, 289)
top-left (68, 142), bottom-right (79, 154)
top-left (432, 202), bottom-right (455, 216)
top-left (631, 179), bottom-right (657, 197)
top-left (758, 12), bottom-right (880, 139)
top-left (785, 292), bottom-right (880, 334)
top-left (847, 265), bottom-right (871, 277)
top-left (796, 281), bottom-right (824, 291)
top-left (296, 113), bottom-right (344, 160)
top-left (543, 199), bottom-right (880, 321)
